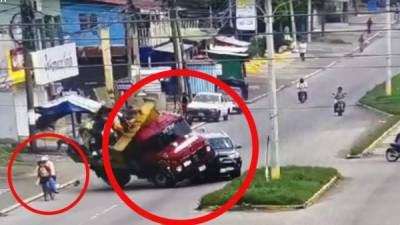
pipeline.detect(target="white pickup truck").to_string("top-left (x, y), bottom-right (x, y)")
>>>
top-left (187, 92), bottom-right (230, 124)
top-left (217, 87), bottom-right (243, 114)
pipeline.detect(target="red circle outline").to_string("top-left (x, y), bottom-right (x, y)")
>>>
top-left (102, 69), bottom-right (259, 225)
top-left (7, 132), bottom-right (90, 215)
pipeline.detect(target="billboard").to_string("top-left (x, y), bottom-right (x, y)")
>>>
top-left (236, 0), bottom-right (257, 31)
top-left (31, 43), bottom-right (79, 85)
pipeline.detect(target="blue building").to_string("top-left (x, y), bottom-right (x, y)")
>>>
top-left (61, 0), bottom-right (126, 47)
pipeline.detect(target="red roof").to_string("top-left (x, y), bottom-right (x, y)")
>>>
top-left (84, 0), bottom-right (161, 9)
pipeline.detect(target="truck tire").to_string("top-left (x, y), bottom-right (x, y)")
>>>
top-left (96, 169), bottom-right (131, 188)
top-left (152, 170), bottom-right (176, 188)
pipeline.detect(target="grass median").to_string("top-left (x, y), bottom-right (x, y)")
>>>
top-left (199, 166), bottom-right (339, 209)
top-left (360, 73), bottom-right (400, 114)
top-left (348, 73), bottom-right (400, 156)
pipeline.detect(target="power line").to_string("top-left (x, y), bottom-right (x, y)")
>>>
top-left (0, 9), bottom-right (399, 26)
top-left (1, 26), bottom-right (400, 42)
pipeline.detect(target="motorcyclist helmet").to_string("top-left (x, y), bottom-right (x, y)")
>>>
top-left (299, 78), bottom-right (304, 83)
top-left (337, 86), bottom-right (343, 92)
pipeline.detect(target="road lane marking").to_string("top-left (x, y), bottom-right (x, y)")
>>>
top-left (0, 189), bottom-right (9, 196)
top-left (78, 204), bottom-right (119, 225)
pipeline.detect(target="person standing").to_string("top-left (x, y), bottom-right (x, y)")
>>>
top-left (367, 17), bottom-right (373, 34)
top-left (358, 34), bottom-right (365, 52)
top-left (298, 40), bottom-right (307, 62)
top-left (40, 155), bottom-right (58, 193)
top-left (181, 94), bottom-right (188, 118)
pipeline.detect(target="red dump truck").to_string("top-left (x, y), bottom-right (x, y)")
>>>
top-left (66, 101), bottom-right (215, 188)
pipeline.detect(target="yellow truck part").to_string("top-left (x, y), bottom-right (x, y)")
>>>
top-left (112, 101), bottom-right (160, 152)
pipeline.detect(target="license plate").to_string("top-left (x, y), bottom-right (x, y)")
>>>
top-left (198, 112), bottom-right (205, 117)
top-left (220, 167), bottom-right (234, 173)
top-left (198, 165), bottom-right (206, 172)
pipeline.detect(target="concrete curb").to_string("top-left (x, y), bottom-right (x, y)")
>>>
top-left (0, 179), bottom-right (79, 216)
top-left (346, 118), bottom-right (400, 159)
top-left (356, 102), bottom-right (393, 117)
top-left (200, 175), bottom-right (338, 211)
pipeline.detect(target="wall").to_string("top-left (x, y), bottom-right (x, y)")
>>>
top-left (61, 0), bottom-right (125, 47)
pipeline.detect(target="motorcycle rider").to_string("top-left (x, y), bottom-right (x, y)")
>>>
top-left (333, 86), bottom-right (346, 113)
top-left (296, 78), bottom-right (308, 102)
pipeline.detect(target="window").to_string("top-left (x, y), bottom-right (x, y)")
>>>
top-left (79, 13), bottom-right (89, 31)
top-left (89, 14), bottom-right (97, 29)
top-left (79, 13), bottom-right (97, 31)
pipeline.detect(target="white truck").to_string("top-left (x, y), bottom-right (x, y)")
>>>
top-left (187, 92), bottom-right (230, 124)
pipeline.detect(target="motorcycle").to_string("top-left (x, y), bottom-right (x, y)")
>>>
top-left (298, 91), bottom-right (307, 104)
top-left (333, 93), bottom-right (347, 116)
top-left (386, 143), bottom-right (400, 162)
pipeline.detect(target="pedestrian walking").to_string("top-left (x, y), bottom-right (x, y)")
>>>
top-left (298, 40), bottom-right (307, 61)
top-left (358, 34), bottom-right (365, 52)
top-left (366, 17), bottom-right (373, 34)
top-left (39, 155), bottom-right (58, 193)
top-left (35, 156), bottom-right (57, 201)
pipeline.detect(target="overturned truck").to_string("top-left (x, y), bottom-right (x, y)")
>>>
top-left (66, 99), bottom-right (215, 188)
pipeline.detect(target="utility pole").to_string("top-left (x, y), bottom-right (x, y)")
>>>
top-left (386, 0), bottom-right (392, 96)
top-left (209, 6), bottom-right (213, 28)
top-left (20, 0), bottom-right (37, 152)
top-left (127, 0), bottom-right (141, 83)
top-left (228, 0), bottom-right (233, 28)
top-left (169, 0), bottom-right (185, 96)
top-left (307, 0), bottom-right (312, 43)
top-left (264, 0), bottom-right (274, 55)
top-left (100, 27), bottom-right (115, 103)
top-left (266, 0), bottom-right (280, 180)
top-left (289, 0), bottom-right (297, 48)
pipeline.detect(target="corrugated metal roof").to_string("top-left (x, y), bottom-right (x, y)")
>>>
top-left (153, 42), bottom-right (194, 53)
top-left (215, 36), bottom-right (250, 47)
top-left (209, 45), bottom-right (248, 53)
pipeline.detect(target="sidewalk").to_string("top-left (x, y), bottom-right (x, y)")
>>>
top-left (246, 12), bottom-right (389, 103)
top-left (366, 120), bottom-right (400, 156)
top-left (0, 153), bottom-right (84, 213)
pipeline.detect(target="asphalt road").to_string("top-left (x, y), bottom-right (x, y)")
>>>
top-left (3, 29), bottom-right (400, 225)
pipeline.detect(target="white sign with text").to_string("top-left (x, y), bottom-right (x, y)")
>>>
top-left (236, 0), bottom-right (257, 31)
top-left (31, 43), bottom-right (79, 85)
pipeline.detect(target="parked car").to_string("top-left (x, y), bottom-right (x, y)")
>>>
top-left (217, 87), bottom-right (243, 114)
top-left (200, 131), bottom-right (242, 179)
top-left (187, 92), bottom-right (230, 124)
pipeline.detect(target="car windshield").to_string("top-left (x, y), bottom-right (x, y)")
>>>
top-left (194, 94), bottom-right (219, 103)
top-left (208, 137), bottom-right (233, 150)
top-left (142, 120), bottom-right (192, 152)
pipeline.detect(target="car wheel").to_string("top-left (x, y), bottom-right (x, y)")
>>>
top-left (213, 111), bottom-right (221, 122)
top-left (187, 117), bottom-right (193, 125)
top-left (231, 169), bottom-right (241, 179)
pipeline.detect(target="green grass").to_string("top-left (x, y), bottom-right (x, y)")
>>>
top-left (0, 144), bottom-right (23, 167)
top-left (349, 116), bottom-right (400, 156)
top-left (360, 73), bottom-right (400, 114)
top-left (348, 73), bottom-right (400, 156)
top-left (199, 166), bottom-right (339, 208)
